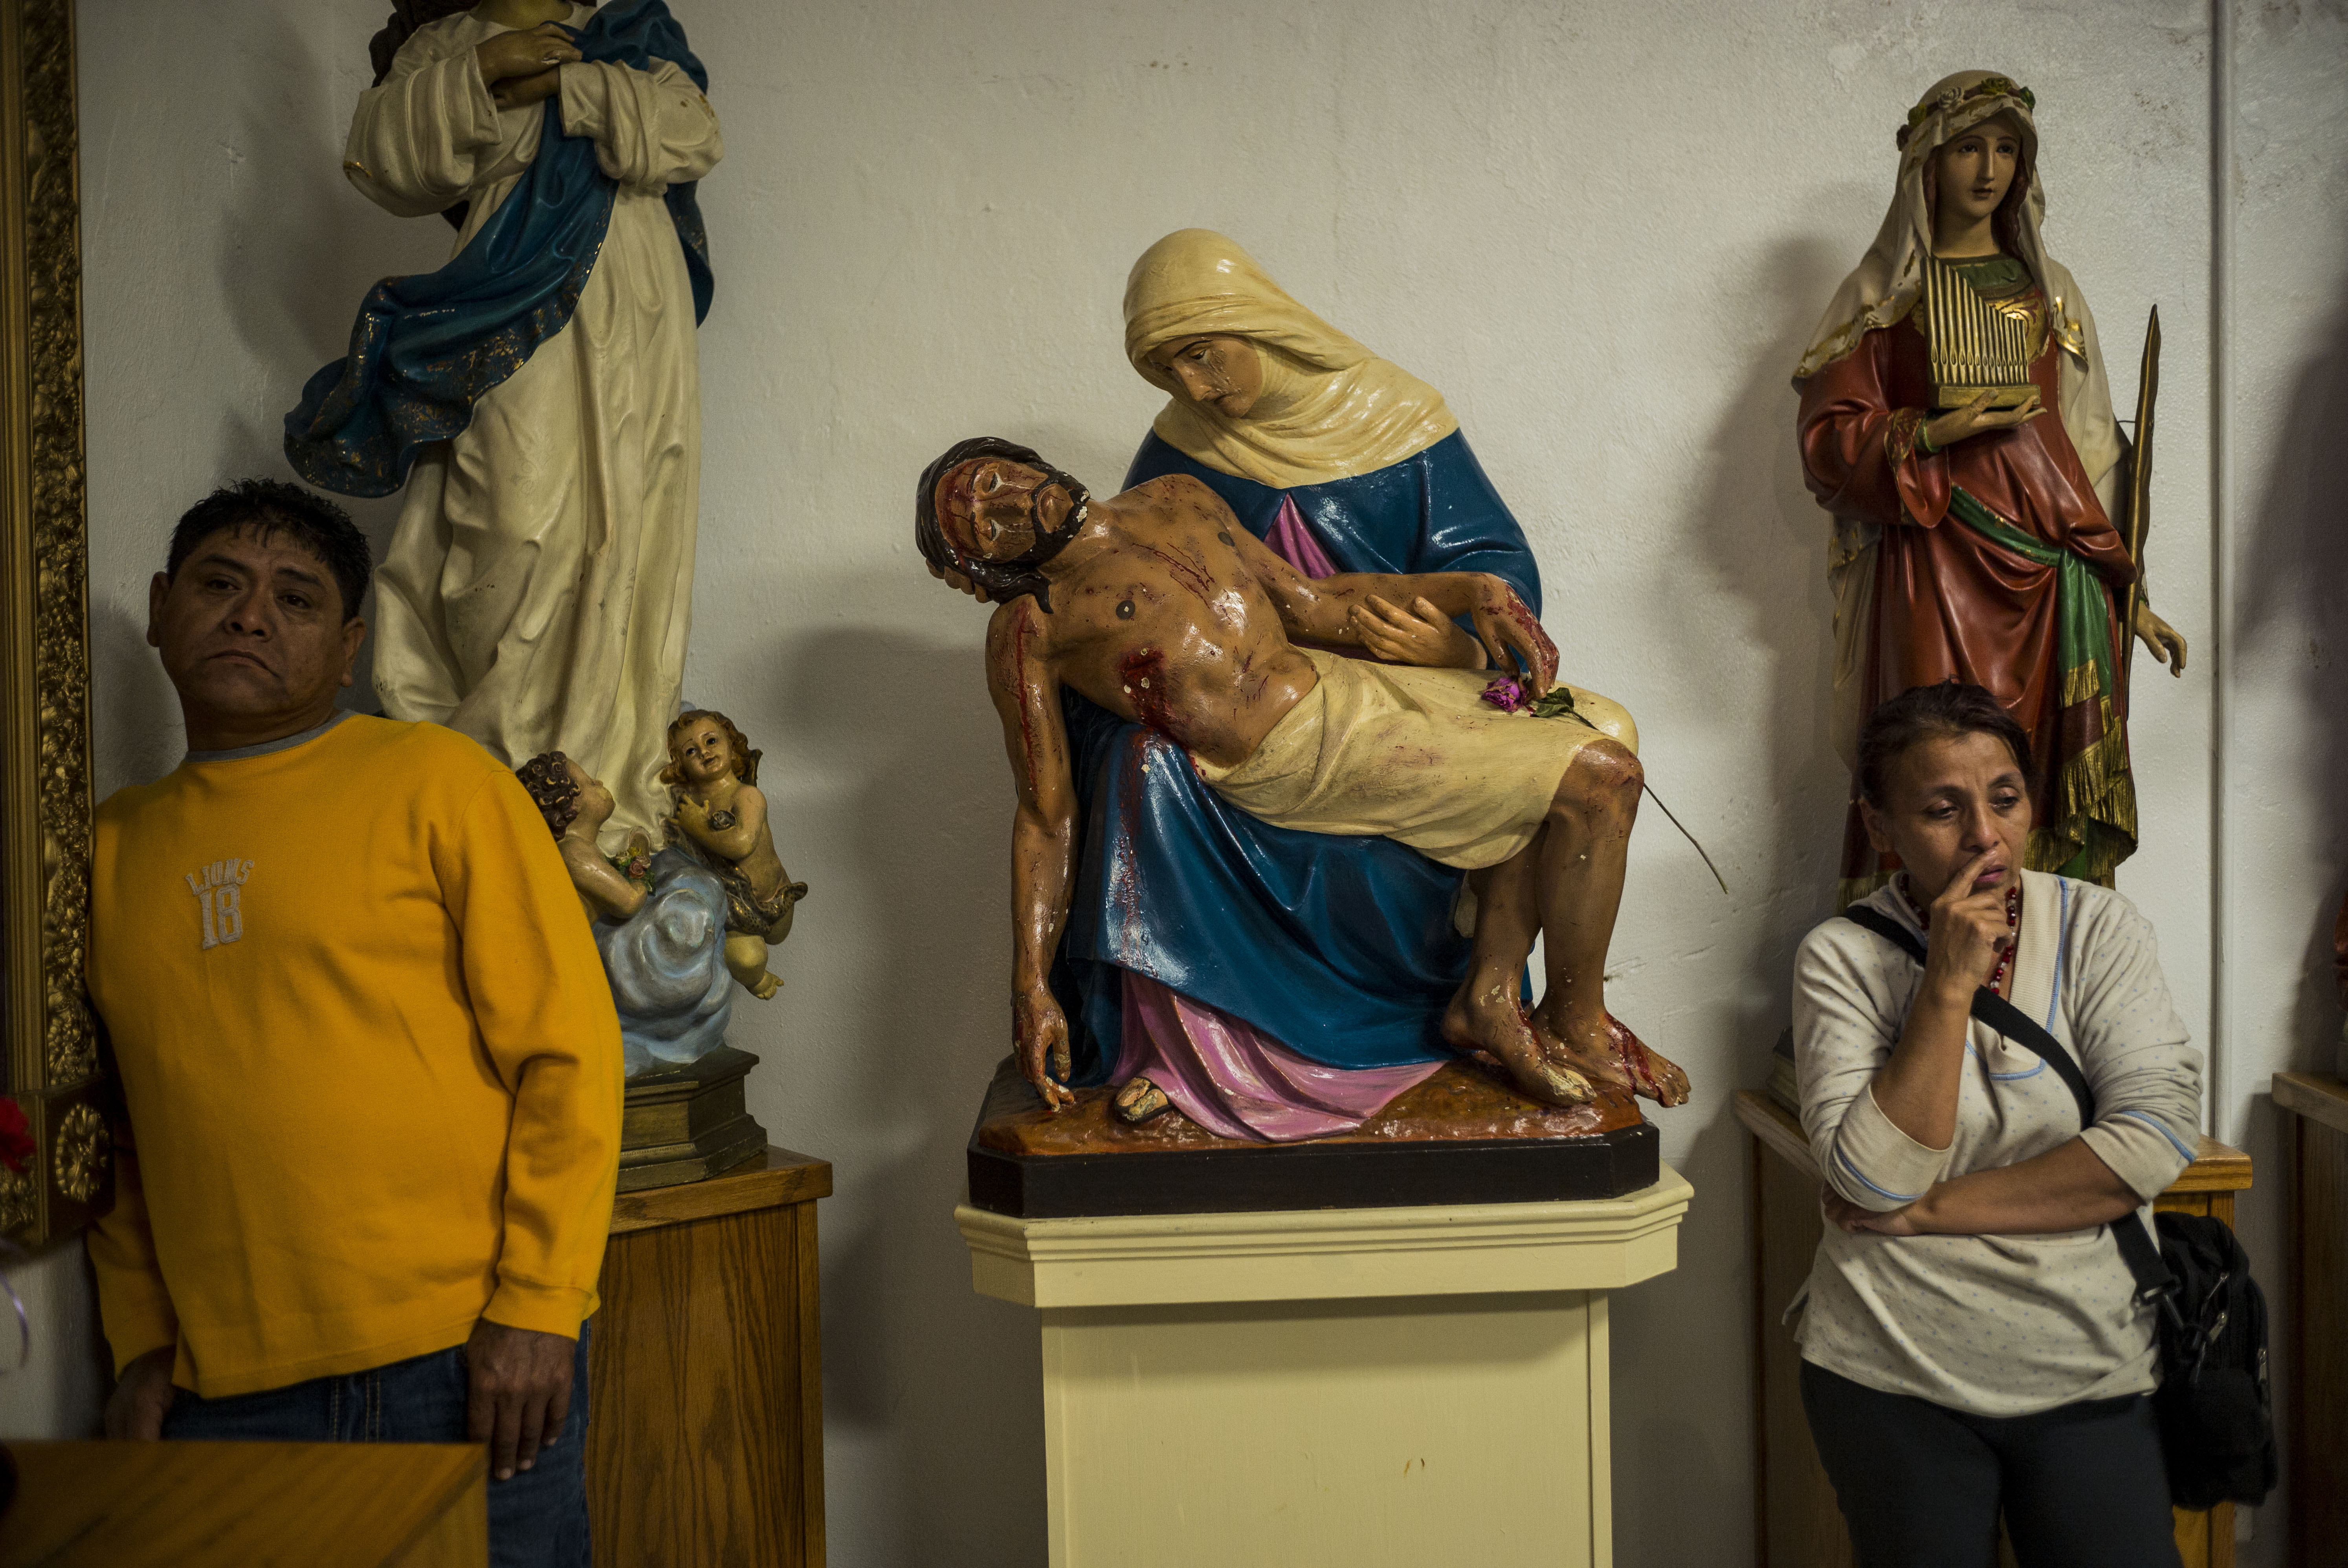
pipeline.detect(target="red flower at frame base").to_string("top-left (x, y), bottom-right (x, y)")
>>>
top-left (0, 1098), bottom-right (31, 1176)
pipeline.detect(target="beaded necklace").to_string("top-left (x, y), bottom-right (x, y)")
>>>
top-left (1897, 873), bottom-right (2022, 996)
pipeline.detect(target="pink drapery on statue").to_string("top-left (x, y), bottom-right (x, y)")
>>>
top-left (1112, 970), bottom-right (1442, 1142)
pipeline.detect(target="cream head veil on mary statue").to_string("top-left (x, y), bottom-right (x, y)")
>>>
top-left (1123, 229), bottom-right (1460, 490)
top-left (1793, 70), bottom-right (2123, 496)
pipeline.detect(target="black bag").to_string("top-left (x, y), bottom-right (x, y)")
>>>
top-left (1840, 906), bottom-right (2277, 1509)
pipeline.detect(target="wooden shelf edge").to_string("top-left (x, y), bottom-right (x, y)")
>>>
top-left (1733, 1090), bottom-right (1820, 1182)
top-left (2164, 1136), bottom-right (2253, 1194)
top-left (2272, 1071), bottom-right (2348, 1141)
top-left (609, 1145), bottom-right (833, 1235)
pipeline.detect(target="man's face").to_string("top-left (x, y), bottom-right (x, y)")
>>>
top-left (146, 524), bottom-right (364, 735)
top-left (935, 457), bottom-right (1078, 564)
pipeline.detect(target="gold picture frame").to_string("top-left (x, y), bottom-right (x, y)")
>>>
top-left (0, 0), bottom-right (105, 1245)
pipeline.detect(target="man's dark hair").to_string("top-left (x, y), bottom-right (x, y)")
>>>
top-left (167, 478), bottom-right (372, 622)
top-left (914, 436), bottom-right (1086, 613)
top-left (1856, 680), bottom-right (2034, 806)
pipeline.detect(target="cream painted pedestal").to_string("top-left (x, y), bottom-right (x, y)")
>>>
top-left (956, 1167), bottom-right (1691, 1568)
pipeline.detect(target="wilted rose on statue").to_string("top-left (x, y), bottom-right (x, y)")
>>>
top-left (1481, 676), bottom-right (1528, 713)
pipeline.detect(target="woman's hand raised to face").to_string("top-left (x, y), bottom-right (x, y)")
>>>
top-left (1920, 843), bottom-right (2014, 998)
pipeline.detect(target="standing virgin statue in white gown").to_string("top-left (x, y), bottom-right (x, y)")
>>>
top-left (288, 0), bottom-right (721, 843)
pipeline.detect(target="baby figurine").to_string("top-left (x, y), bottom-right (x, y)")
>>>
top-left (516, 751), bottom-right (653, 925)
top-left (661, 710), bottom-right (807, 999)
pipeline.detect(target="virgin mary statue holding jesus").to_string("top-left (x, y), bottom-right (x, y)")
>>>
top-left (1037, 229), bottom-right (1669, 1141)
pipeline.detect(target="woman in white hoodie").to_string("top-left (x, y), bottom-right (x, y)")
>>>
top-left (1792, 679), bottom-right (2199, 1566)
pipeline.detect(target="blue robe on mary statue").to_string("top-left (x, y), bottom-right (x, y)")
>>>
top-left (1055, 230), bottom-right (1547, 1092)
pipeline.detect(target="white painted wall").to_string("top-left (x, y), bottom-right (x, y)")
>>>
top-left (28, 0), bottom-right (2337, 1562)
top-left (2218, 1), bottom-right (2348, 1556)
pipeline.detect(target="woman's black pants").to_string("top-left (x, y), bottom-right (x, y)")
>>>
top-left (1800, 1359), bottom-right (2183, 1568)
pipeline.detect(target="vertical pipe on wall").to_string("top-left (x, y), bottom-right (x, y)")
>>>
top-left (2209, 0), bottom-right (2236, 1140)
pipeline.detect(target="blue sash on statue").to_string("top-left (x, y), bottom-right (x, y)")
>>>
top-left (284, 0), bottom-right (712, 499)
top-left (1052, 428), bottom-right (1544, 1085)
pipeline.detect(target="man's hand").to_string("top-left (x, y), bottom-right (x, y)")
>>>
top-left (1922, 388), bottom-right (2043, 451)
top-left (1467, 577), bottom-right (1558, 695)
top-left (466, 1319), bottom-right (576, 1481)
top-left (475, 24), bottom-right (580, 88)
top-left (103, 1345), bottom-right (176, 1440)
top-left (2132, 600), bottom-right (2188, 676)
top-left (1350, 595), bottom-right (1483, 669)
top-left (1013, 984), bottom-right (1075, 1111)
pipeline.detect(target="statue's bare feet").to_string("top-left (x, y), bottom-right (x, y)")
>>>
top-left (1530, 1006), bottom-right (1634, 1095)
top-left (1113, 1076), bottom-right (1173, 1125)
top-left (1442, 983), bottom-right (1597, 1107)
top-left (749, 970), bottom-right (782, 1000)
top-left (1603, 1013), bottom-right (1691, 1107)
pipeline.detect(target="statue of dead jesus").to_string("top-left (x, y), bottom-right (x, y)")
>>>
top-left (916, 435), bottom-right (1689, 1124)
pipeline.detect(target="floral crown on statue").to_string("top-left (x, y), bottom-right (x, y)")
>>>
top-left (1896, 75), bottom-right (2035, 150)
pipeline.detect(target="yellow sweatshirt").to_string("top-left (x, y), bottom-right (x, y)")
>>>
top-left (86, 714), bottom-right (622, 1398)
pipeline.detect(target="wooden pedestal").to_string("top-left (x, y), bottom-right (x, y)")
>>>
top-left (618, 1046), bottom-right (770, 1193)
top-left (958, 1169), bottom-right (1691, 1568)
top-left (2271, 1071), bottom-right (2348, 1567)
top-left (588, 1146), bottom-right (831, 1568)
top-left (0, 1440), bottom-right (485, 1566)
top-left (1737, 1091), bottom-right (2250, 1568)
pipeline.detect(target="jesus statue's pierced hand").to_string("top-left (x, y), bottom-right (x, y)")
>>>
top-left (1466, 577), bottom-right (1559, 696)
top-left (1014, 985), bottom-right (1076, 1111)
top-left (1349, 594), bottom-right (1486, 670)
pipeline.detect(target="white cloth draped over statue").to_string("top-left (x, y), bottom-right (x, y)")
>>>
top-left (344, 6), bottom-right (721, 841)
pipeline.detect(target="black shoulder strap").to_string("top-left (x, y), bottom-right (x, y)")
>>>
top-left (1840, 903), bottom-right (1925, 964)
top-left (1836, 909), bottom-right (2180, 1308)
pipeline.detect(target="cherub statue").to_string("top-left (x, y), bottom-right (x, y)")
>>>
top-left (661, 711), bottom-right (807, 1000)
top-left (516, 751), bottom-right (652, 923)
top-left (915, 437), bottom-right (1689, 1132)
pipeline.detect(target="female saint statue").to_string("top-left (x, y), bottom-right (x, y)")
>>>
top-left (1019, 230), bottom-right (1677, 1134)
top-left (1796, 71), bottom-right (2185, 905)
top-left (286, 0), bottom-right (721, 843)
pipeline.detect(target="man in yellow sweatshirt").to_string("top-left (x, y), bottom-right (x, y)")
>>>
top-left (89, 478), bottom-right (622, 1568)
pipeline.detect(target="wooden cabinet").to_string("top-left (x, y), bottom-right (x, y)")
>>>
top-left (2271, 1072), bottom-right (2348, 1568)
top-left (588, 1146), bottom-right (831, 1568)
top-left (1736, 1090), bottom-right (2249, 1568)
top-left (0, 1440), bottom-right (486, 1566)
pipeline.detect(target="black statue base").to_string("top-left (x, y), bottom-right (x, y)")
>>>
top-left (965, 1055), bottom-right (1658, 1219)
top-left (618, 1045), bottom-right (768, 1193)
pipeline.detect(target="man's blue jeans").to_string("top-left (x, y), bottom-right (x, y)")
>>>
top-left (161, 1322), bottom-right (592, 1568)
